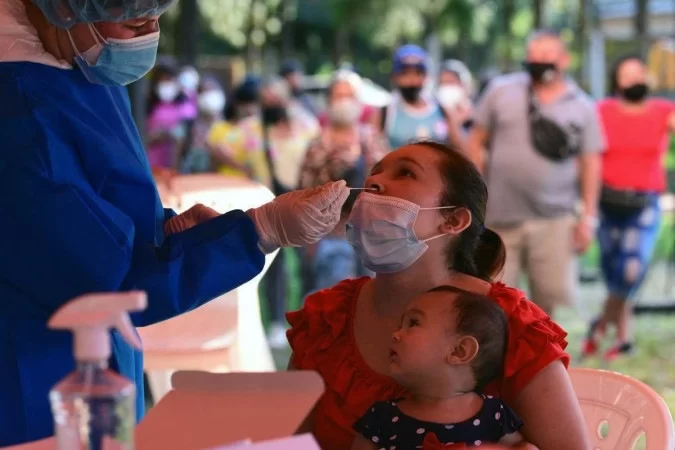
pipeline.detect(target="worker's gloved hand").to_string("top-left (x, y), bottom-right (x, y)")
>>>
top-left (247, 181), bottom-right (350, 254)
top-left (165, 204), bottom-right (221, 235)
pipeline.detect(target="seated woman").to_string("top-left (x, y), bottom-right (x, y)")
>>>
top-left (286, 141), bottom-right (589, 450)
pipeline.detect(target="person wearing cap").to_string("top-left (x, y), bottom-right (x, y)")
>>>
top-left (379, 44), bottom-right (466, 150)
top-left (280, 59), bottom-right (319, 117)
top-left (225, 75), bottom-right (262, 123)
top-left (437, 59), bottom-right (475, 131)
top-left (0, 0), bottom-right (349, 445)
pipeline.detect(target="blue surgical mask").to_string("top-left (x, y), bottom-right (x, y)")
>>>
top-left (67, 24), bottom-right (160, 86)
top-left (346, 193), bottom-right (455, 273)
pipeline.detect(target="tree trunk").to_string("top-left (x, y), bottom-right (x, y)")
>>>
top-left (245, 0), bottom-right (258, 71)
top-left (634, 0), bottom-right (649, 57)
top-left (280, 0), bottom-right (294, 60)
top-left (575, 0), bottom-right (586, 83)
top-left (501, 0), bottom-right (515, 71)
top-left (175, 0), bottom-right (199, 66)
top-left (457, 26), bottom-right (471, 64)
top-left (334, 25), bottom-right (351, 66)
top-left (533, 0), bottom-right (544, 29)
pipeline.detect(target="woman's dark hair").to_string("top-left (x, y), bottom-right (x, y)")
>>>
top-left (609, 54), bottom-right (645, 96)
top-left (412, 139), bottom-right (506, 282)
top-left (428, 285), bottom-right (508, 391)
top-left (146, 59), bottom-right (187, 114)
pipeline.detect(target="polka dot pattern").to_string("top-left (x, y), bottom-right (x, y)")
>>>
top-left (352, 397), bottom-right (523, 449)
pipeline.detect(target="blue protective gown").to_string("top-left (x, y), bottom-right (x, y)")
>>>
top-left (0, 62), bottom-right (266, 446)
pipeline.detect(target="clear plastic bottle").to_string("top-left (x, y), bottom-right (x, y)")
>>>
top-left (48, 292), bottom-right (147, 450)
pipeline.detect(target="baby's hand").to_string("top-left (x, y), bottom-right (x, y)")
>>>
top-left (499, 431), bottom-right (530, 448)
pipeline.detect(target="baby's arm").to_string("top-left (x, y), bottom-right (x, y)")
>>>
top-left (351, 435), bottom-right (378, 450)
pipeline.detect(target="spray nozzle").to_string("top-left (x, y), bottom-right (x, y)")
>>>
top-left (49, 291), bottom-right (148, 362)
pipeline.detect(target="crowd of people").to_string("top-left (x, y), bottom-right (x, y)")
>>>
top-left (1, 0), bottom-right (672, 445)
top-left (144, 32), bottom-right (674, 361)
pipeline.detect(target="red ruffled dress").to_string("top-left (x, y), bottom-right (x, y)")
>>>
top-left (286, 278), bottom-right (570, 450)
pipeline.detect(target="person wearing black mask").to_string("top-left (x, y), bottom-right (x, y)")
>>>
top-left (468, 29), bottom-right (605, 318)
top-left (280, 60), bottom-right (319, 117)
top-left (582, 55), bottom-right (675, 360)
top-left (378, 44), bottom-right (466, 150)
top-left (238, 75), bottom-right (320, 348)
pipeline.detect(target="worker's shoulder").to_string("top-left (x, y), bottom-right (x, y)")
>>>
top-left (0, 61), bottom-right (73, 93)
top-left (0, 64), bottom-right (84, 179)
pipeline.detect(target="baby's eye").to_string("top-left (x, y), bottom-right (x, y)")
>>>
top-left (407, 317), bottom-right (419, 327)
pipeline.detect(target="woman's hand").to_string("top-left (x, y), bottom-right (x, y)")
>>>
top-left (350, 435), bottom-right (378, 450)
top-left (573, 219), bottom-right (594, 254)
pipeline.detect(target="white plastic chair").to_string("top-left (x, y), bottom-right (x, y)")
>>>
top-left (569, 367), bottom-right (675, 450)
top-left (140, 175), bottom-right (278, 402)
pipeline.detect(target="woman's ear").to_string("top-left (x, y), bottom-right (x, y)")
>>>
top-left (439, 207), bottom-right (472, 236)
top-left (446, 335), bottom-right (479, 365)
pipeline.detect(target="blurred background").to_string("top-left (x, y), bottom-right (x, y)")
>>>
top-left (134, 0), bottom-right (675, 419)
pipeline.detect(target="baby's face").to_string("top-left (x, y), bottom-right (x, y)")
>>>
top-left (388, 291), bottom-right (459, 385)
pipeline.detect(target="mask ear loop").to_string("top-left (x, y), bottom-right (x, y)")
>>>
top-left (419, 205), bottom-right (458, 243)
top-left (66, 24), bottom-right (103, 60)
top-left (88, 23), bottom-right (107, 45)
top-left (66, 29), bottom-right (83, 58)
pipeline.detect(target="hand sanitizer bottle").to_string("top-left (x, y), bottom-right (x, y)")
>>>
top-left (48, 291), bottom-right (147, 450)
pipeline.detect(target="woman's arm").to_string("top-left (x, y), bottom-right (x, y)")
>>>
top-left (513, 361), bottom-right (590, 450)
top-left (287, 358), bottom-right (316, 434)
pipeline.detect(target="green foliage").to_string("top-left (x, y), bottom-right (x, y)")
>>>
top-left (160, 0), bottom-right (595, 81)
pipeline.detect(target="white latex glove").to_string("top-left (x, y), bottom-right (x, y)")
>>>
top-left (246, 180), bottom-right (350, 254)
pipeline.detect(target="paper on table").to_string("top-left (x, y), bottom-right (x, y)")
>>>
top-left (136, 371), bottom-right (324, 450)
top-left (0, 438), bottom-right (56, 450)
top-left (202, 440), bottom-right (252, 450)
top-left (243, 435), bottom-right (319, 450)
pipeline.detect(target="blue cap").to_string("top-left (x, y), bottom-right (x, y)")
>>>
top-left (280, 60), bottom-right (303, 77)
top-left (393, 45), bottom-right (428, 73)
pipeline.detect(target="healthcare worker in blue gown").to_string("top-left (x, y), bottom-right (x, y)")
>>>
top-left (0, 0), bottom-right (350, 445)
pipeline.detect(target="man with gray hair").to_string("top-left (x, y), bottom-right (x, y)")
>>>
top-left (468, 30), bottom-right (605, 316)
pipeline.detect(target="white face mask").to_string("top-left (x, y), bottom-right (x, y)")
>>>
top-left (437, 84), bottom-right (466, 109)
top-left (328, 98), bottom-right (362, 125)
top-left (156, 81), bottom-right (180, 103)
top-left (179, 69), bottom-right (200, 92)
top-left (198, 90), bottom-right (226, 115)
top-left (346, 193), bottom-right (455, 273)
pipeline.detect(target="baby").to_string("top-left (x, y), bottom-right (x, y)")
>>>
top-left (351, 286), bottom-right (523, 449)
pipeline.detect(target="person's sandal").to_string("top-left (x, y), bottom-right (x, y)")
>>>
top-left (604, 342), bottom-right (635, 361)
top-left (580, 318), bottom-right (605, 358)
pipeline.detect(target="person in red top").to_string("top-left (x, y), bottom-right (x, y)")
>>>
top-left (582, 55), bottom-right (675, 360)
top-left (286, 141), bottom-right (589, 450)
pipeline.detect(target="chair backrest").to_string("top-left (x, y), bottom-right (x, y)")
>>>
top-left (569, 368), bottom-right (675, 450)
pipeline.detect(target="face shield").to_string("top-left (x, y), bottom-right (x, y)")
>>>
top-left (32, 0), bottom-right (177, 29)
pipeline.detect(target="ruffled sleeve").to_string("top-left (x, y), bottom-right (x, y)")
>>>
top-left (487, 283), bottom-right (570, 404)
top-left (286, 277), bottom-right (405, 449)
top-left (286, 278), bottom-right (363, 371)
